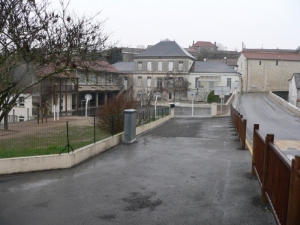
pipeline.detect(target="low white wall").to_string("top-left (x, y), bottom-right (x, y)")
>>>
top-left (269, 92), bottom-right (300, 117)
top-left (0, 114), bottom-right (172, 175)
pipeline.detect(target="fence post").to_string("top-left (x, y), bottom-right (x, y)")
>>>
top-left (252, 124), bottom-right (260, 175)
top-left (111, 115), bottom-right (114, 136)
top-left (94, 117), bottom-right (96, 143)
top-left (239, 115), bottom-right (243, 137)
top-left (287, 155), bottom-right (300, 225)
top-left (261, 134), bottom-right (274, 203)
top-left (241, 119), bottom-right (247, 149)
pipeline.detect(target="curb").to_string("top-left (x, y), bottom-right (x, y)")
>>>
top-left (246, 138), bottom-right (253, 155)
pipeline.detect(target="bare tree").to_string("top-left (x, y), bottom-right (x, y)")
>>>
top-left (162, 73), bottom-right (190, 102)
top-left (0, 0), bottom-right (111, 129)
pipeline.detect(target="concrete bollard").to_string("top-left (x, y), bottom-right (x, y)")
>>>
top-left (123, 109), bottom-right (137, 144)
top-left (211, 102), bottom-right (217, 116)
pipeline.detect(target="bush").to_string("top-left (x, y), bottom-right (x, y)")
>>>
top-left (96, 92), bottom-right (137, 135)
top-left (207, 90), bottom-right (220, 103)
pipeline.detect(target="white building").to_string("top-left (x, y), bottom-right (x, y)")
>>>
top-left (188, 61), bottom-right (240, 101)
top-left (288, 73), bottom-right (300, 107)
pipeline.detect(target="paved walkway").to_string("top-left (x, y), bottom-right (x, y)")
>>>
top-left (0, 117), bottom-right (275, 225)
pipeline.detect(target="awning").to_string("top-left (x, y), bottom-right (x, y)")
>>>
top-left (198, 76), bottom-right (220, 82)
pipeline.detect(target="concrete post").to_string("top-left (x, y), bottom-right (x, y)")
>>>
top-left (123, 109), bottom-right (137, 144)
top-left (211, 103), bottom-right (217, 116)
top-left (169, 103), bottom-right (175, 118)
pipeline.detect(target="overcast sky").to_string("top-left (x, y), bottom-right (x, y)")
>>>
top-left (49, 0), bottom-right (300, 51)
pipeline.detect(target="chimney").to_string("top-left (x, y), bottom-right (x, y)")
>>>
top-left (193, 40), bottom-right (194, 45)
top-left (214, 42), bottom-right (216, 46)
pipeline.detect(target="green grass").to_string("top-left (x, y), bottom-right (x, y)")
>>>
top-left (0, 126), bottom-right (111, 158)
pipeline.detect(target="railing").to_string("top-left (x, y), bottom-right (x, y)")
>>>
top-left (136, 107), bottom-right (170, 127)
top-left (0, 107), bottom-right (170, 158)
top-left (230, 104), bottom-right (246, 149)
top-left (251, 124), bottom-right (300, 225)
top-left (232, 104), bottom-right (300, 224)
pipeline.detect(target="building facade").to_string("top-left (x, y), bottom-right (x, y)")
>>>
top-left (237, 50), bottom-right (300, 92)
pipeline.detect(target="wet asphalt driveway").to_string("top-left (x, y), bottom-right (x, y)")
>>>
top-left (0, 117), bottom-right (275, 225)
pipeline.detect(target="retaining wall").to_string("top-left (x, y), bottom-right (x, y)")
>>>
top-left (0, 114), bottom-right (172, 175)
top-left (269, 92), bottom-right (300, 117)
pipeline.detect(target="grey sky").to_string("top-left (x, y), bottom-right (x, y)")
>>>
top-left (50, 0), bottom-right (300, 51)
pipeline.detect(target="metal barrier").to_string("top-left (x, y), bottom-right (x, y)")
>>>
top-left (252, 124), bottom-right (300, 225)
top-left (230, 104), bottom-right (247, 149)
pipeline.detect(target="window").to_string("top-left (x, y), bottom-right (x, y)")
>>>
top-left (124, 77), bottom-right (128, 90)
top-left (157, 77), bottom-right (163, 89)
top-left (169, 93), bottom-right (172, 100)
top-left (138, 76), bottom-right (142, 86)
top-left (168, 62), bottom-right (173, 71)
top-left (147, 62), bottom-right (152, 71)
top-left (209, 81), bottom-right (214, 90)
top-left (227, 78), bottom-right (231, 89)
top-left (195, 77), bottom-right (199, 88)
top-left (178, 61), bottom-right (183, 71)
top-left (158, 62), bottom-right (162, 71)
top-left (259, 61), bottom-right (261, 65)
top-left (276, 61), bottom-right (278, 66)
top-left (138, 62), bottom-right (142, 71)
top-left (147, 76), bottom-right (152, 87)
top-left (18, 96), bottom-right (25, 107)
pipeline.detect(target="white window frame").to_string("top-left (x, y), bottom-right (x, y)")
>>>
top-left (147, 76), bottom-right (152, 87)
top-left (147, 62), bottom-right (152, 71)
top-left (158, 62), bottom-right (162, 71)
top-left (138, 76), bottom-right (142, 87)
top-left (138, 62), bottom-right (142, 71)
top-left (168, 62), bottom-right (173, 71)
top-left (157, 77), bottom-right (163, 89)
top-left (178, 61), bottom-right (183, 71)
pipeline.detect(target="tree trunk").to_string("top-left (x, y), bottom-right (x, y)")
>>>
top-left (4, 113), bottom-right (8, 130)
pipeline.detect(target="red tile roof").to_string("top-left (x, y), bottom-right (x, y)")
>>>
top-left (206, 58), bottom-right (238, 66)
top-left (242, 52), bottom-right (300, 61)
top-left (193, 41), bottom-right (215, 47)
top-left (36, 66), bottom-right (79, 79)
top-left (185, 47), bottom-right (197, 53)
top-left (77, 61), bottom-right (120, 73)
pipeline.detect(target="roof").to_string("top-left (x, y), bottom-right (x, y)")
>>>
top-left (135, 41), bottom-right (195, 59)
top-left (206, 58), bottom-right (238, 66)
top-left (77, 61), bottom-right (120, 73)
top-left (192, 61), bottom-right (237, 73)
top-left (193, 41), bottom-right (216, 47)
top-left (36, 66), bottom-right (79, 79)
top-left (242, 52), bottom-right (300, 61)
top-left (113, 62), bottom-right (134, 73)
top-left (185, 47), bottom-right (197, 53)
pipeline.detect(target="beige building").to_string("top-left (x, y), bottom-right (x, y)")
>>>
top-left (237, 50), bottom-right (300, 92)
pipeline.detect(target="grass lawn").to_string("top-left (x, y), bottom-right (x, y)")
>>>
top-left (0, 125), bottom-right (111, 158)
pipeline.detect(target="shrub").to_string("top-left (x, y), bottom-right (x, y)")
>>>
top-left (96, 92), bottom-right (137, 135)
top-left (207, 90), bottom-right (220, 103)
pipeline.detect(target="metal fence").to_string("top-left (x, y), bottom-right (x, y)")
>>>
top-left (136, 107), bottom-right (169, 126)
top-left (0, 107), bottom-right (170, 158)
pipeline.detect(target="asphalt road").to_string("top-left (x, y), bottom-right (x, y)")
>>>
top-left (237, 93), bottom-right (300, 141)
top-left (0, 117), bottom-right (274, 225)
